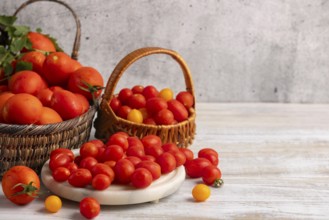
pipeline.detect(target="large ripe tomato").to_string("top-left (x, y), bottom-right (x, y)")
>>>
top-left (27, 32), bottom-right (56, 52)
top-left (8, 70), bottom-right (48, 95)
top-left (80, 197), bottom-right (100, 219)
top-left (20, 51), bottom-right (46, 75)
top-left (68, 67), bottom-right (104, 101)
top-left (167, 99), bottom-right (188, 122)
top-left (75, 93), bottom-right (90, 114)
top-left (50, 89), bottom-right (83, 120)
top-left (131, 168), bottom-right (153, 189)
top-left (114, 158), bottom-right (135, 184)
top-left (1, 166), bottom-right (40, 205)
top-left (36, 107), bottom-right (63, 125)
top-left (43, 52), bottom-right (82, 86)
top-left (2, 93), bottom-right (43, 124)
top-left (0, 92), bottom-right (14, 123)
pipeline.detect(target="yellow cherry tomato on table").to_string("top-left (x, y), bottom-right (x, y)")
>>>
top-left (192, 184), bottom-right (211, 202)
top-left (45, 195), bottom-right (62, 213)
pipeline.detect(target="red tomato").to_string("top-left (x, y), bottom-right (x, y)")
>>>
top-left (168, 150), bottom-right (186, 167)
top-left (143, 117), bottom-right (156, 125)
top-left (116, 105), bottom-right (131, 119)
top-left (184, 158), bottom-right (212, 178)
top-left (126, 145), bottom-right (145, 157)
top-left (68, 168), bottom-right (92, 187)
top-left (179, 148), bottom-right (194, 161)
top-left (118, 88), bottom-right (133, 104)
top-left (75, 93), bottom-right (90, 114)
top-left (20, 51), bottom-right (46, 75)
top-left (52, 167), bottom-right (70, 182)
top-left (106, 133), bottom-right (129, 151)
top-left (79, 156), bottom-right (98, 171)
top-left (0, 92), bottom-right (14, 123)
top-left (198, 148), bottom-right (219, 158)
top-left (92, 174), bottom-right (111, 190)
top-left (142, 85), bottom-right (159, 100)
top-left (136, 160), bottom-right (161, 180)
top-left (144, 145), bottom-right (164, 158)
top-left (27, 32), bottom-right (56, 52)
top-left (200, 153), bottom-right (219, 166)
top-left (102, 145), bottom-right (124, 162)
top-left (80, 197), bottom-right (100, 219)
top-left (176, 91), bottom-right (194, 109)
top-left (139, 155), bottom-right (156, 162)
top-left (37, 88), bottom-right (53, 107)
top-left (103, 160), bottom-right (116, 168)
top-left (49, 153), bottom-right (72, 171)
top-left (66, 162), bottom-right (78, 173)
top-left (131, 85), bottom-right (144, 94)
top-left (145, 97), bottom-right (167, 116)
top-left (91, 163), bottom-right (115, 182)
top-left (1, 166), bottom-right (40, 205)
top-left (68, 67), bottom-right (104, 101)
top-left (109, 97), bottom-right (121, 113)
top-left (141, 134), bottom-right (162, 149)
top-left (36, 107), bottom-right (63, 125)
top-left (50, 89), bottom-right (83, 120)
top-left (202, 165), bottom-right (222, 185)
top-left (88, 139), bottom-right (104, 148)
top-left (167, 99), bottom-right (188, 122)
top-left (50, 148), bottom-right (74, 162)
top-left (80, 142), bottom-right (99, 158)
top-left (127, 93), bottom-right (146, 109)
top-left (127, 136), bottom-right (144, 148)
top-left (162, 143), bottom-right (179, 152)
top-left (125, 156), bottom-right (142, 167)
top-left (131, 168), bottom-right (153, 189)
top-left (156, 152), bottom-right (176, 174)
top-left (155, 108), bottom-right (174, 125)
top-left (114, 159), bottom-right (135, 184)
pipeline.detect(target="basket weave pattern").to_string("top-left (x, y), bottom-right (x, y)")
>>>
top-left (94, 47), bottom-right (196, 148)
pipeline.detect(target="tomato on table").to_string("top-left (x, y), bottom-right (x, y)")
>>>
top-left (80, 197), bottom-right (100, 219)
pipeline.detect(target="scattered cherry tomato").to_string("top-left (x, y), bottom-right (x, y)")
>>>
top-left (45, 195), bottom-right (62, 213)
top-left (80, 197), bottom-right (100, 219)
top-left (192, 184), bottom-right (211, 202)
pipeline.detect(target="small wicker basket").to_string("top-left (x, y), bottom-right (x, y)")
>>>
top-left (0, 0), bottom-right (96, 177)
top-left (94, 47), bottom-right (196, 148)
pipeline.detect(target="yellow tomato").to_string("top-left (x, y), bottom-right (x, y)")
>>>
top-left (45, 195), bottom-right (62, 213)
top-left (192, 184), bottom-right (211, 202)
top-left (127, 109), bottom-right (143, 123)
top-left (159, 88), bottom-right (173, 101)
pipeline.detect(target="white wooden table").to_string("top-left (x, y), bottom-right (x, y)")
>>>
top-left (1, 103), bottom-right (329, 219)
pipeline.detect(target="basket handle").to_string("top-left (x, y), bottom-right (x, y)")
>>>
top-left (102, 47), bottom-right (195, 105)
top-left (13, 0), bottom-right (81, 60)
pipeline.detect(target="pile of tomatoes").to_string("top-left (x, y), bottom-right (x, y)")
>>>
top-left (109, 85), bottom-right (194, 125)
top-left (0, 31), bottom-right (104, 125)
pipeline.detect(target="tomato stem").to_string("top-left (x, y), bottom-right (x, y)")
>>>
top-left (11, 181), bottom-right (39, 198)
top-left (213, 178), bottom-right (224, 188)
top-left (79, 80), bottom-right (104, 105)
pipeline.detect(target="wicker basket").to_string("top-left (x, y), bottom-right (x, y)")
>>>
top-left (0, 0), bottom-right (96, 177)
top-left (94, 47), bottom-right (196, 148)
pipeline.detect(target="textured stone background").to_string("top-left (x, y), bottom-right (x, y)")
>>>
top-left (1, 0), bottom-right (329, 103)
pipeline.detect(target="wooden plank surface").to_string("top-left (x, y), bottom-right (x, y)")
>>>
top-left (1, 103), bottom-right (329, 220)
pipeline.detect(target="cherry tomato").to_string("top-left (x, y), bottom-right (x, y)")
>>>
top-left (144, 145), bottom-right (164, 158)
top-left (184, 158), bottom-right (212, 178)
top-left (162, 143), bottom-right (179, 152)
top-left (80, 142), bottom-right (99, 158)
top-left (145, 97), bottom-right (167, 116)
top-left (158, 88), bottom-right (173, 101)
top-left (168, 150), bottom-right (186, 167)
top-left (202, 165), bottom-right (222, 185)
top-left (140, 155), bottom-right (156, 162)
top-left (125, 156), bottom-right (142, 166)
top-left (116, 105), bottom-right (131, 119)
top-left (66, 162), bottom-right (78, 173)
top-left (179, 148), bottom-right (194, 161)
top-left (143, 117), bottom-right (157, 125)
top-left (118, 88), bottom-right (133, 104)
top-left (103, 160), bottom-right (116, 168)
top-left (109, 97), bottom-right (121, 113)
top-left (88, 139), bottom-right (105, 148)
top-left (142, 85), bottom-right (159, 100)
top-left (192, 184), bottom-right (210, 202)
top-left (131, 168), bottom-right (153, 188)
top-left (114, 159), bottom-right (135, 184)
top-left (198, 148), bottom-right (218, 158)
top-left (126, 145), bottom-right (145, 157)
top-left (167, 99), bottom-right (188, 122)
top-left (127, 109), bottom-right (143, 123)
top-left (141, 134), bottom-right (162, 148)
top-left (45, 195), bottom-right (62, 213)
top-left (131, 85), bottom-right (144, 94)
top-left (92, 174), bottom-right (111, 190)
top-left (156, 152), bottom-right (176, 174)
top-left (49, 153), bottom-right (72, 171)
top-left (176, 91), bottom-right (194, 109)
top-left (102, 145), bottom-right (124, 161)
top-left (127, 136), bottom-right (144, 148)
top-left (68, 168), bottom-right (92, 188)
top-left (127, 93), bottom-right (146, 109)
top-left (136, 160), bottom-right (161, 180)
top-left (91, 163), bottom-right (115, 182)
top-left (79, 156), bottom-right (98, 171)
top-left (52, 167), bottom-right (70, 182)
top-left (200, 153), bottom-right (219, 166)
top-left (50, 148), bottom-right (74, 161)
top-left (80, 197), bottom-right (100, 219)
top-left (155, 108), bottom-right (174, 125)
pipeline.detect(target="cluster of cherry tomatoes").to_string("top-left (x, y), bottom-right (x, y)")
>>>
top-left (0, 31), bottom-right (104, 125)
top-left (109, 85), bottom-right (194, 125)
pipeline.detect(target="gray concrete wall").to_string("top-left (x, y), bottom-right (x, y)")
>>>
top-left (1, 0), bottom-right (329, 103)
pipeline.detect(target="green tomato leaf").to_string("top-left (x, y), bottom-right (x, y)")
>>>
top-left (13, 25), bottom-right (30, 37)
top-left (36, 28), bottom-right (42, 33)
top-left (4, 63), bottom-right (13, 76)
top-left (0, 15), bottom-right (17, 27)
top-left (15, 61), bottom-right (33, 72)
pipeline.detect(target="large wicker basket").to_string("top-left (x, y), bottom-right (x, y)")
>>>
top-left (94, 47), bottom-right (196, 148)
top-left (0, 0), bottom-right (96, 177)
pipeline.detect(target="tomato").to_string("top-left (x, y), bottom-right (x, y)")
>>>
top-left (116, 105), bottom-right (131, 119)
top-left (50, 148), bottom-right (74, 161)
top-left (92, 174), bottom-right (111, 190)
top-left (103, 160), bottom-right (116, 169)
top-left (8, 70), bottom-right (47, 95)
top-left (156, 152), bottom-right (176, 174)
top-left (158, 88), bottom-right (173, 101)
top-left (36, 107), bottom-right (63, 125)
top-left (192, 184), bottom-right (211, 202)
top-left (136, 160), bottom-right (161, 180)
top-left (52, 167), bottom-right (70, 182)
top-left (140, 155), bottom-right (156, 162)
top-left (91, 163), bottom-right (115, 182)
top-left (89, 139), bottom-right (105, 148)
top-left (132, 85), bottom-right (144, 94)
top-left (37, 88), bottom-right (53, 107)
top-left (80, 142), bottom-right (99, 158)
top-left (79, 156), bottom-right (98, 171)
top-left (141, 135), bottom-right (162, 149)
top-left (66, 162), bottom-right (78, 173)
top-left (127, 94), bottom-right (146, 109)
top-left (184, 158), bottom-right (212, 178)
top-left (200, 153), bottom-right (219, 166)
top-left (106, 133), bottom-right (129, 151)
top-left (80, 197), bottom-right (100, 219)
top-left (162, 143), bottom-right (179, 152)
top-left (176, 91), bottom-right (194, 109)
top-left (202, 165), bottom-right (222, 185)
top-left (68, 168), bottom-right (92, 187)
top-left (125, 156), bottom-right (142, 167)
top-left (145, 97), bottom-right (167, 116)
top-left (75, 93), bottom-right (90, 114)
top-left (27, 32), bottom-right (56, 52)
top-left (118, 88), bottom-right (133, 104)
top-left (102, 144), bottom-right (124, 162)
top-left (179, 148), bottom-right (194, 161)
top-left (43, 52), bottom-right (82, 86)
top-left (49, 153), bottom-right (72, 171)
top-left (155, 108), bottom-right (174, 125)
top-left (131, 168), bottom-right (153, 188)
top-left (126, 145), bottom-right (145, 157)
top-left (114, 159), bottom-right (135, 184)
top-left (0, 85), bottom-right (9, 92)
top-left (20, 51), bottom-right (46, 75)
top-left (45, 195), bottom-right (62, 213)
top-left (1, 166), bottom-right (40, 205)
top-left (143, 117), bottom-right (156, 125)
top-left (127, 136), bottom-right (144, 148)
top-left (109, 96), bottom-right (121, 113)
top-left (198, 148), bottom-right (218, 158)
top-left (68, 67), bottom-right (104, 101)
top-left (167, 99), bottom-right (188, 122)
top-left (0, 92), bottom-right (14, 123)
top-left (139, 107), bottom-right (149, 120)
top-left (50, 89), bottom-right (83, 120)
top-left (145, 145), bottom-right (164, 158)
top-left (142, 85), bottom-right (159, 100)
top-left (127, 109), bottom-right (143, 123)
top-left (2, 93), bottom-right (43, 124)
top-left (168, 150), bottom-right (186, 167)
